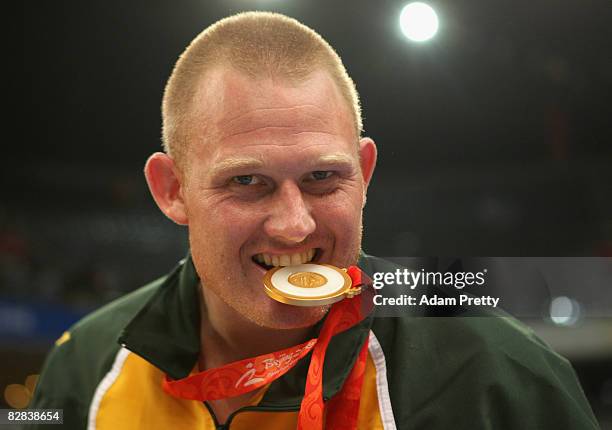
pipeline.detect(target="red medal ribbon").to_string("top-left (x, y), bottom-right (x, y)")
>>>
top-left (162, 266), bottom-right (370, 429)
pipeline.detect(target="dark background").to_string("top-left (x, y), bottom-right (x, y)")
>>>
top-left (4, 0), bottom-right (612, 425)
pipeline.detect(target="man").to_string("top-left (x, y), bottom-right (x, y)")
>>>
top-left (29, 12), bottom-right (599, 429)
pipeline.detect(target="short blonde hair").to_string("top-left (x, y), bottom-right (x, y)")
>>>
top-left (161, 11), bottom-right (362, 166)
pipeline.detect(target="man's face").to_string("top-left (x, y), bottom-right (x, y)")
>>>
top-left (180, 67), bottom-right (374, 329)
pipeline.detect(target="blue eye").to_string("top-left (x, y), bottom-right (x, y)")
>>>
top-left (311, 171), bottom-right (333, 180)
top-left (232, 175), bottom-right (259, 185)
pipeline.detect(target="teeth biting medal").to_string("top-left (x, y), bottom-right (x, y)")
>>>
top-left (263, 263), bottom-right (362, 306)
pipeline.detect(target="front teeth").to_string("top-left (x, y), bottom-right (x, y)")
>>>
top-left (255, 249), bottom-right (316, 267)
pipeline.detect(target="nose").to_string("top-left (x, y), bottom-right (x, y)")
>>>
top-left (263, 181), bottom-right (316, 243)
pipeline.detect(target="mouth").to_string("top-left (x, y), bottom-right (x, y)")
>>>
top-left (252, 248), bottom-right (321, 271)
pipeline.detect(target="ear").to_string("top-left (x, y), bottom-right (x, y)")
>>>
top-left (143, 152), bottom-right (189, 225)
top-left (358, 137), bottom-right (377, 204)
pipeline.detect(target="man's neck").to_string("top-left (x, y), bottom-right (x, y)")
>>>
top-left (198, 284), bottom-right (315, 371)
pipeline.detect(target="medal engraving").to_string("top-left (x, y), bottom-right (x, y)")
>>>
top-left (263, 263), bottom-right (354, 306)
top-left (288, 271), bottom-right (327, 288)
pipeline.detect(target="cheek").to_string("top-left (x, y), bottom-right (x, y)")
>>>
top-left (312, 189), bottom-right (364, 234)
top-left (188, 197), bottom-right (267, 247)
top-left (319, 182), bottom-right (364, 214)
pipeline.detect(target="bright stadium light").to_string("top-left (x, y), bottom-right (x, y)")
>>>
top-left (399, 2), bottom-right (439, 42)
top-left (550, 296), bottom-right (581, 326)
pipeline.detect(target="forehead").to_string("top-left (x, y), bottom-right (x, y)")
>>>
top-left (187, 66), bottom-right (357, 165)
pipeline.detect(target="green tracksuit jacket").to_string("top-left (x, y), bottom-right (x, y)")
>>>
top-left (28, 254), bottom-right (600, 429)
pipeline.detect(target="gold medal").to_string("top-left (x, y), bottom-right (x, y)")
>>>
top-left (263, 263), bottom-right (361, 307)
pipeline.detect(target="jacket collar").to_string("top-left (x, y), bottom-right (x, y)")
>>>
top-left (118, 254), bottom-right (374, 407)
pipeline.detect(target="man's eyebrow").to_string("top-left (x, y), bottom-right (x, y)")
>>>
top-left (311, 154), bottom-right (355, 167)
top-left (209, 153), bottom-right (355, 178)
top-left (209, 157), bottom-right (265, 177)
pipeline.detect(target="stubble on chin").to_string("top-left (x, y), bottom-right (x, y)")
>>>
top-left (198, 270), bottom-right (331, 330)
